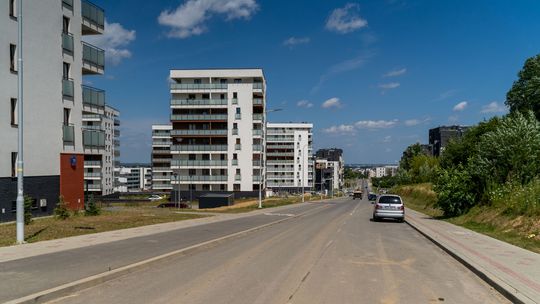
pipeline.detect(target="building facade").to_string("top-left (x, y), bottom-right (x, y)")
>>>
top-left (429, 125), bottom-right (470, 156)
top-left (151, 124), bottom-right (173, 192)
top-left (114, 166), bottom-right (152, 193)
top-left (314, 148), bottom-right (344, 193)
top-left (0, 0), bottom-right (106, 220)
top-left (266, 123), bottom-right (313, 195)
top-left (168, 69), bottom-right (266, 198)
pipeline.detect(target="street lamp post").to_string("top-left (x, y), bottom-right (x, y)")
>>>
top-left (259, 108), bottom-right (282, 209)
top-left (15, 0), bottom-right (24, 244)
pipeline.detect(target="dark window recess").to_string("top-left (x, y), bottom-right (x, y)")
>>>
top-left (11, 201), bottom-right (16, 212)
top-left (9, 0), bottom-right (16, 18)
top-left (10, 44), bottom-right (16, 72)
top-left (11, 98), bottom-right (17, 126)
top-left (11, 152), bottom-right (17, 177)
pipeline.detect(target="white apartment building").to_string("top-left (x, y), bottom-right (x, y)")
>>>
top-left (266, 123), bottom-right (313, 195)
top-left (375, 167), bottom-right (387, 178)
top-left (83, 105), bottom-right (120, 196)
top-left (151, 124), bottom-right (173, 191)
top-left (168, 69), bottom-right (266, 198)
top-left (114, 166), bottom-right (152, 193)
top-left (0, 0), bottom-right (105, 220)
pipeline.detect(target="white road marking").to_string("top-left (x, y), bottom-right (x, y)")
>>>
top-left (263, 213), bottom-right (294, 217)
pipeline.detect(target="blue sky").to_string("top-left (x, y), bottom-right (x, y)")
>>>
top-left (85, 0), bottom-right (540, 164)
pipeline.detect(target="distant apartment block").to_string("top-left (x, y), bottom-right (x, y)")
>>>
top-left (314, 148), bottom-right (344, 193)
top-left (429, 125), bottom-right (470, 156)
top-left (0, 0), bottom-right (108, 221)
top-left (151, 124), bottom-right (173, 192)
top-left (114, 165), bottom-right (152, 193)
top-left (266, 123), bottom-right (313, 195)
top-left (167, 69), bottom-right (266, 198)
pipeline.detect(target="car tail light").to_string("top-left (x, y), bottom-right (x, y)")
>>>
top-left (376, 204), bottom-right (383, 210)
top-left (398, 205), bottom-right (404, 210)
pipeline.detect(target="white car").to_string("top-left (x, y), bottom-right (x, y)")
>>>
top-left (372, 194), bottom-right (405, 222)
top-left (148, 195), bottom-right (163, 201)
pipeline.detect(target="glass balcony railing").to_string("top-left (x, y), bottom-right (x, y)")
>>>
top-left (232, 98), bottom-right (238, 105)
top-left (170, 114), bottom-right (227, 121)
top-left (62, 0), bottom-right (73, 9)
top-left (170, 83), bottom-right (228, 90)
top-left (253, 129), bottom-right (262, 136)
top-left (253, 144), bottom-right (262, 151)
top-left (235, 174), bottom-right (241, 181)
top-left (82, 85), bottom-right (105, 108)
top-left (267, 159), bottom-right (295, 164)
top-left (63, 125), bottom-right (74, 144)
top-left (232, 129), bottom-right (238, 135)
top-left (82, 114), bottom-right (102, 120)
top-left (253, 114), bottom-right (263, 121)
top-left (232, 159), bottom-right (238, 165)
top-left (253, 83), bottom-right (263, 89)
top-left (171, 160), bottom-right (228, 167)
top-left (82, 42), bottom-right (105, 71)
top-left (62, 32), bottom-right (74, 53)
top-left (171, 145), bottom-right (227, 152)
top-left (171, 129), bottom-right (227, 136)
top-left (171, 99), bottom-right (228, 106)
top-left (83, 130), bottom-right (105, 148)
top-left (62, 78), bottom-right (74, 98)
top-left (84, 161), bottom-right (102, 167)
top-left (253, 160), bottom-right (262, 166)
top-left (235, 113), bottom-right (241, 120)
top-left (253, 98), bottom-right (263, 105)
top-left (253, 176), bottom-right (262, 182)
top-left (172, 175), bottom-right (228, 182)
top-left (268, 152), bottom-right (294, 157)
top-left (82, 0), bottom-right (104, 31)
top-left (235, 144), bottom-right (241, 150)
top-left (84, 172), bottom-right (102, 178)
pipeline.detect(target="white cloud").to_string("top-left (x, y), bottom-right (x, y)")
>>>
top-left (323, 124), bottom-right (356, 134)
top-left (326, 3), bottom-right (367, 34)
top-left (83, 21), bottom-right (136, 66)
top-left (404, 119), bottom-right (420, 126)
top-left (297, 100), bottom-right (314, 108)
top-left (283, 36), bottom-right (310, 47)
top-left (481, 101), bottom-right (507, 114)
top-left (378, 82), bottom-right (400, 89)
top-left (355, 120), bottom-right (398, 129)
top-left (384, 68), bottom-right (407, 77)
top-left (321, 97), bottom-right (342, 109)
top-left (453, 101), bottom-right (468, 112)
top-left (158, 0), bottom-right (258, 38)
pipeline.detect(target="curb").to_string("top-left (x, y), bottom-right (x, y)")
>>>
top-left (405, 216), bottom-right (533, 304)
top-left (5, 204), bottom-right (328, 304)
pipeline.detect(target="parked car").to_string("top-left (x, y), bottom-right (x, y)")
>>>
top-left (148, 195), bottom-right (163, 201)
top-left (368, 193), bottom-right (377, 201)
top-left (372, 194), bottom-right (404, 222)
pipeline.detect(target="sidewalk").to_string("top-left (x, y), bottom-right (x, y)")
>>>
top-left (406, 209), bottom-right (540, 304)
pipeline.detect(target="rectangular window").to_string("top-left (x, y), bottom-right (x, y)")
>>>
top-left (194, 79), bottom-right (201, 84)
top-left (63, 62), bottom-right (70, 79)
top-left (9, 0), bottom-right (16, 18)
top-left (10, 98), bottom-right (17, 126)
top-left (63, 108), bottom-right (70, 125)
top-left (236, 108), bottom-right (241, 114)
top-left (234, 79), bottom-right (241, 83)
top-left (10, 44), bottom-right (16, 72)
top-left (62, 16), bottom-right (70, 33)
top-left (233, 123), bottom-right (238, 129)
top-left (233, 92), bottom-right (238, 98)
top-left (11, 152), bottom-right (17, 177)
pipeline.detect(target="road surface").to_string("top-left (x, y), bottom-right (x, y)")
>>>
top-left (48, 197), bottom-right (508, 304)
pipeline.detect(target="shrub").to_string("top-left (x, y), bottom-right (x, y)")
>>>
top-left (488, 178), bottom-right (540, 216)
top-left (433, 166), bottom-right (477, 216)
top-left (409, 155), bottom-right (439, 183)
top-left (85, 195), bottom-right (101, 216)
top-left (24, 195), bottom-right (33, 225)
top-left (54, 195), bottom-right (71, 220)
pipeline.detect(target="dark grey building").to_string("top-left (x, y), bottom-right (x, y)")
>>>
top-left (315, 148), bottom-right (343, 162)
top-left (429, 126), bottom-right (470, 156)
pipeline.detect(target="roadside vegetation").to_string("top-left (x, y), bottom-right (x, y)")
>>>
top-left (377, 54), bottom-right (540, 253)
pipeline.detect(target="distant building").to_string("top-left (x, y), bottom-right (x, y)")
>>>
top-left (114, 166), bottom-right (152, 193)
top-left (375, 167), bottom-right (386, 178)
top-left (314, 148), bottom-right (344, 193)
top-left (429, 125), bottom-right (470, 156)
top-left (151, 124), bottom-right (173, 192)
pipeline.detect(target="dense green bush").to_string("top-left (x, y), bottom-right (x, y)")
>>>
top-left (409, 155), bottom-right (439, 183)
top-left (488, 179), bottom-right (540, 216)
top-left (85, 195), bottom-right (101, 216)
top-left (54, 196), bottom-right (71, 220)
top-left (433, 166), bottom-right (477, 216)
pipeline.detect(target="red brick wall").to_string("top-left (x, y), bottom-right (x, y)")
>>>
top-left (60, 154), bottom-right (84, 210)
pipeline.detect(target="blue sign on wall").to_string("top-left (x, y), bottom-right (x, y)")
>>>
top-left (70, 155), bottom-right (77, 167)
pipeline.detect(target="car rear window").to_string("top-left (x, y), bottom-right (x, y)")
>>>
top-left (378, 196), bottom-right (402, 204)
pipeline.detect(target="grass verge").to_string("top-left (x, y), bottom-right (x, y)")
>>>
top-left (392, 183), bottom-right (540, 254)
top-left (0, 205), bottom-right (206, 247)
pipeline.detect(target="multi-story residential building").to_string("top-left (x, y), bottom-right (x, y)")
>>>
top-left (114, 165), bottom-right (152, 193)
top-left (266, 123), bottom-right (313, 195)
top-left (83, 104), bottom-right (120, 197)
top-left (0, 0), bottom-right (105, 220)
top-left (151, 124), bottom-right (173, 192)
top-left (375, 167), bottom-right (387, 178)
top-left (429, 125), bottom-right (470, 156)
top-left (314, 148), bottom-right (344, 194)
top-left (168, 69), bottom-right (266, 198)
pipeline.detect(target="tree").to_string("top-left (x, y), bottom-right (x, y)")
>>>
top-left (399, 143), bottom-right (426, 172)
top-left (434, 165), bottom-right (477, 216)
top-left (24, 196), bottom-right (33, 225)
top-left (409, 155), bottom-right (439, 183)
top-left (54, 196), bottom-right (71, 220)
top-left (85, 195), bottom-right (101, 216)
top-left (506, 54), bottom-right (540, 120)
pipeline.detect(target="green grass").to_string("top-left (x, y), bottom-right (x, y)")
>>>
top-left (393, 183), bottom-right (540, 254)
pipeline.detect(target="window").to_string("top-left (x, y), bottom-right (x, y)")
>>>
top-left (236, 108), bottom-right (241, 114)
top-left (202, 93), bottom-right (209, 99)
top-left (220, 94), bottom-right (225, 99)
top-left (220, 79), bottom-right (227, 84)
top-left (62, 16), bottom-right (70, 33)
top-left (236, 138), bottom-right (240, 144)
top-left (233, 184), bottom-right (240, 191)
top-left (233, 153), bottom-right (238, 160)
top-left (9, 0), bottom-right (16, 18)
top-left (11, 152), bottom-right (17, 177)
top-left (233, 92), bottom-right (238, 98)
top-left (194, 79), bottom-right (201, 84)
top-left (10, 98), bottom-right (17, 126)
top-left (188, 94), bottom-right (195, 100)
top-left (63, 62), bottom-right (70, 79)
top-left (10, 44), bottom-right (16, 72)
top-left (233, 123), bottom-right (238, 129)
top-left (63, 108), bottom-right (70, 125)
top-left (234, 79), bottom-right (241, 83)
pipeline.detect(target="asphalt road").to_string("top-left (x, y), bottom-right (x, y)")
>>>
top-left (47, 197), bottom-right (508, 304)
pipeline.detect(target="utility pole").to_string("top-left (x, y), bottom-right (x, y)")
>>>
top-left (16, 0), bottom-right (25, 244)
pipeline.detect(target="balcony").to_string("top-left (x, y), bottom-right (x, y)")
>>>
top-left (170, 83), bottom-right (228, 91)
top-left (253, 98), bottom-right (263, 105)
top-left (63, 124), bottom-right (74, 144)
top-left (253, 176), bottom-right (262, 182)
top-left (114, 118), bottom-right (120, 126)
top-left (235, 174), bottom-right (241, 181)
top-left (172, 175), bottom-right (227, 182)
top-left (267, 144), bottom-right (294, 149)
top-left (235, 113), bottom-right (241, 120)
top-left (267, 159), bottom-right (295, 164)
top-left (171, 145), bottom-right (227, 152)
top-left (62, 78), bottom-right (74, 98)
top-left (232, 129), bottom-right (238, 135)
top-left (171, 99), bottom-right (227, 107)
top-left (232, 98), bottom-right (238, 105)
top-left (253, 114), bottom-right (263, 121)
top-left (83, 124), bottom-right (103, 131)
top-left (82, 85), bottom-right (105, 109)
top-left (84, 172), bottom-right (102, 179)
top-left (81, 0), bottom-right (104, 35)
top-left (170, 114), bottom-right (227, 121)
top-left (253, 144), bottom-right (262, 151)
top-left (253, 160), bottom-right (262, 167)
top-left (152, 158), bottom-right (171, 163)
top-left (86, 184), bottom-right (102, 191)
top-left (62, 32), bottom-right (74, 53)
top-left (83, 130), bottom-right (105, 148)
top-left (82, 114), bottom-right (102, 122)
top-left (253, 83), bottom-right (263, 90)
top-left (171, 160), bottom-right (228, 167)
top-left (232, 159), bottom-right (238, 165)
top-left (84, 161), bottom-right (102, 168)
top-left (235, 144), bottom-right (241, 150)
top-left (62, 0), bottom-right (73, 9)
top-left (267, 136), bottom-right (295, 142)
top-left (268, 152), bottom-right (294, 157)
top-left (82, 42), bottom-right (105, 74)
top-left (253, 129), bottom-right (262, 136)
top-left (171, 129), bottom-right (227, 136)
